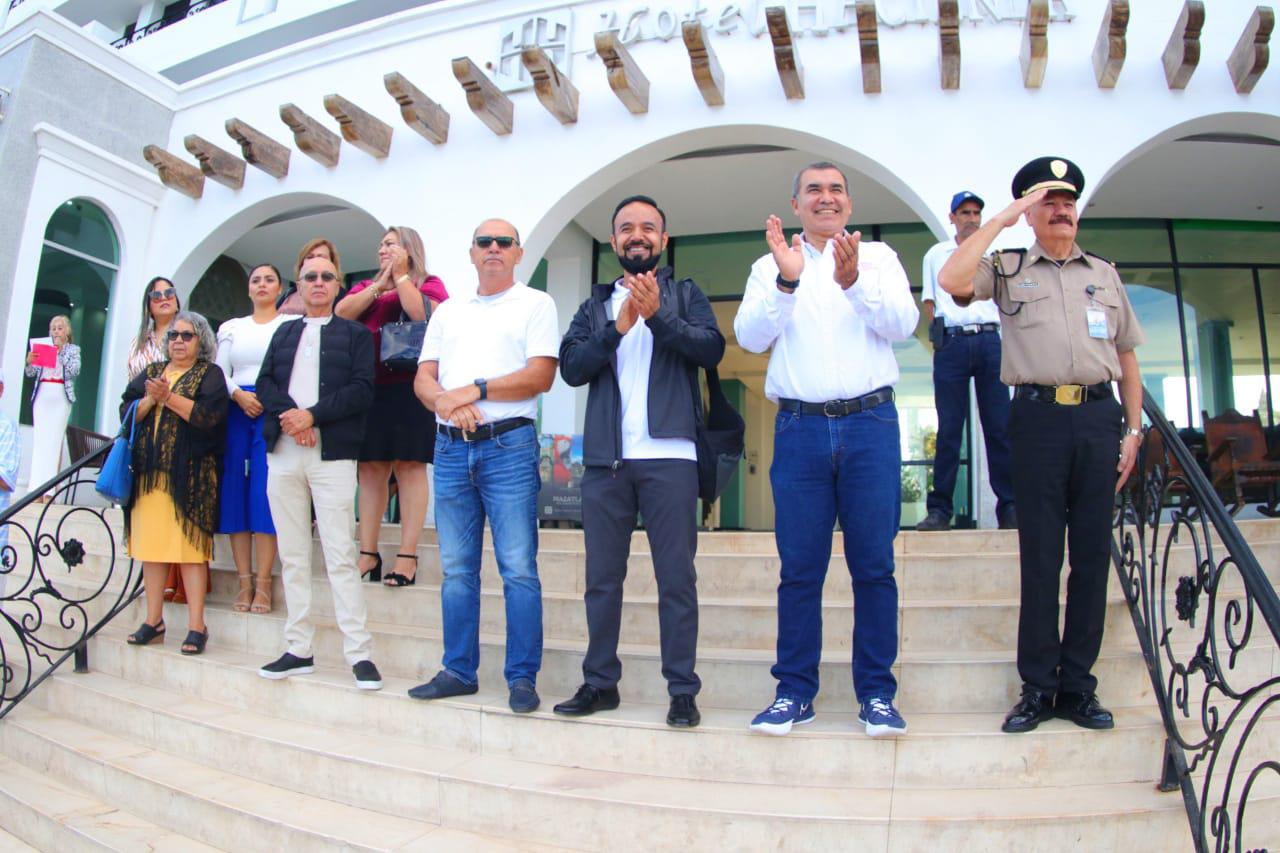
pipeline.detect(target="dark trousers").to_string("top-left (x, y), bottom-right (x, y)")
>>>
top-left (1009, 394), bottom-right (1123, 696)
top-left (580, 459), bottom-right (700, 696)
top-left (927, 330), bottom-right (1015, 519)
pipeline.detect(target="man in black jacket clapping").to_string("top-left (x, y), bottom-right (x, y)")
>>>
top-left (254, 255), bottom-right (383, 691)
top-left (554, 195), bottom-right (725, 727)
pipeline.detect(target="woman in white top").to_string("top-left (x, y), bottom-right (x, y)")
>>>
top-left (214, 263), bottom-right (292, 613)
top-left (24, 314), bottom-right (81, 501)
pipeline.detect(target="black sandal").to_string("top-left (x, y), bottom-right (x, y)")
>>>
top-left (359, 550), bottom-right (382, 582)
top-left (126, 620), bottom-right (165, 645)
top-left (180, 628), bottom-right (208, 656)
top-left (384, 553), bottom-right (417, 587)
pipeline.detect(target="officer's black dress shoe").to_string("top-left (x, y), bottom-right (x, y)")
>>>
top-left (1055, 691), bottom-right (1114, 730)
top-left (1001, 691), bottom-right (1055, 733)
top-left (998, 507), bottom-right (1018, 530)
top-left (916, 510), bottom-right (951, 532)
top-left (553, 683), bottom-right (621, 716)
top-left (666, 694), bottom-right (701, 728)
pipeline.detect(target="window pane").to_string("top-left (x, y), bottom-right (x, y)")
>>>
top-left (1120, 269), bottom-right (1188, 426)
top-left (1076, 219), bottom-right (1171, 264)
top-left (670, 233), bottom-right (759, 298)
top-left (1173, 220), bottom-right (1280, 264)
top-left (1258, 270), bottom-right (1280, 426)
top-left (44, 199), bottom-right (118, 265)
top-left (879, 223), bottom-right (938, 290)
top-left (1178, 268), bottom-right (1264, 427)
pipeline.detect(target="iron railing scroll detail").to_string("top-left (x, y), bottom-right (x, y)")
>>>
top-left (1114, 388), bottom-right (1280, 853)
top-left (111, 0), bottom-right (227, 48)
top-left (0, 446), bottom-right (141, 721)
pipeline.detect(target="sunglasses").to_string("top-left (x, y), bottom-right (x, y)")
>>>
top-left (166, 330), bottom-right (196, 342)
top-left (149, 287), bottom-right (177, 301)
top-left (474, 235), bottom-right (517, 249)
top-left (301, 271), bottom-right (339, 283)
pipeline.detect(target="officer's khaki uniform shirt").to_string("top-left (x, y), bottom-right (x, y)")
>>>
top-left (971, 241), bottom-right (1144, 386)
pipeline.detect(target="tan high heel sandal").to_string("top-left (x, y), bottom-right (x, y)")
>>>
top-left (232, 574), bottom-right (253, 612)
top-left (250, 577), bottom-right (272, 614)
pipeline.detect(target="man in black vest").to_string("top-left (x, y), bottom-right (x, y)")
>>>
top-left (554, 195), bottom-right (725, 727)
top-left (254, 255), bottom-right (383, 691)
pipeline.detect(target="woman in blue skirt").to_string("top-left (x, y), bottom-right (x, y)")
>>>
top-left (214, 263), bottom-right (292, 613)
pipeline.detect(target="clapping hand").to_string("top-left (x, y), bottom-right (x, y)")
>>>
top-left (144, 376), bottom-right (171, 404)
top-left (615, 292), bottom-right (640, 335)
top-left (833, 231), bottom-right (861, 289)
top-left (625, 271), bottom-right (661, 320)
top-left (765, 214), bottom-right (804, 285)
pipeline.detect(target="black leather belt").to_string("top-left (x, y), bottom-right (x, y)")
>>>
top-left (437, 417), bottom-right (534, 441)
top-left (778, 387), bottom-right (895, 417)
top-left (1014, 383), bottom-right (1113, 406)
top-left (944, 322), bottom-right (1000, 336)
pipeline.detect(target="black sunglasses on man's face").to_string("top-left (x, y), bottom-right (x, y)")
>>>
top-left (301, 271), bottom-right (339, 283)
top-left (474, 236), bottom-right (517, 249)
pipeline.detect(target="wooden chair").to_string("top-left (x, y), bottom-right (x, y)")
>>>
top-left (64, 426), bottom-right (112, 504)
top-left (1202, 408), bottom-right (1280, 516)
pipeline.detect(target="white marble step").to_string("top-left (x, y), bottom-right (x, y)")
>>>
top-left (0, 698), bottom-right (1200, 851)
top-left (0, 754), bottom-right (218, 852)
top-left (62, 642), bottom-right (1181, 790)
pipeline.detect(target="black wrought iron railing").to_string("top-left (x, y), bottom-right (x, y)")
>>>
top-left (110, 0), bottom-right (227, 48)
top-left (0, 445), bottom-right (140, 721)
top-left (1114, 389), bottom-right (1280, 853)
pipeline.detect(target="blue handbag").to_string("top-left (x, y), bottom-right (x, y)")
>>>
top-left (95, 400), bottom-right (139, 504)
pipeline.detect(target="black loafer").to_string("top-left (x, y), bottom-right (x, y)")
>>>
top-left (1055, 691), bottom-right (1114, 730)
top-left (407, 670), bottom-right (478, 701)
top-left (553, 683), bottom-right (620, 716)
top-left (916, 510), bottom-right (951, 532)
top-left (1001, 691), bottom-right (1055, 733)
top-left (509, 678), bottom-right (540, 713)
top-left (666, 694), bottom-right (700, 728)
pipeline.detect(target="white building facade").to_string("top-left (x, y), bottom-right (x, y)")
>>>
top-left (1, 0), bottom-right (1276, 528)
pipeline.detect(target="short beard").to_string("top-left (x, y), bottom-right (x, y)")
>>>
top-left (617, 251), bottom-right (661, 275)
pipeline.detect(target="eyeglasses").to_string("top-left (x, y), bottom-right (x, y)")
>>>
top-left (149, 287), bottom-right (177, 301)
top-left (473, 236), bottom-right (517, 249)
top-left (301, 271), bottom-right (339, 283)
top-left (166, 330), bottom-right (196, 342)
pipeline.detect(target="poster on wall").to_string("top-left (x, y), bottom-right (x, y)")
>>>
top-left (538, 434), bottom-right (584, 522)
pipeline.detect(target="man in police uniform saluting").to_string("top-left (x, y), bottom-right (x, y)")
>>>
top-left (938, 157), bottom-right (1145, 734)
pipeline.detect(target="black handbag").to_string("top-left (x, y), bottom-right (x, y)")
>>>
top-left (379, 286), bottom-right (431, 372)
top-left (676, 279), bottom-right (745, 502)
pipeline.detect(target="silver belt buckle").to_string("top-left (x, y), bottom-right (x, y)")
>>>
top-left (461, 427), bottom-right (477, 442)
top-left (963, 324), bottom-right (980, 334)
top-left (823, 400), bottom-right (845, 417)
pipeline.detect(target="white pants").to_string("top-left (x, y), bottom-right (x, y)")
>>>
top-left (266, 439), bottom-right (372, 665)
top-left (29, 384), bottom-right (69, 495)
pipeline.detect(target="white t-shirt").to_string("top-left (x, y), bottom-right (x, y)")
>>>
top-left (610, 283), bottom-right (696, 461)
top-left (921, 239), bottom-right (1001, 327)
top-left (420, 282), bottom-right (560, 426)
top-left (215, 314), bottom-right (294, 392)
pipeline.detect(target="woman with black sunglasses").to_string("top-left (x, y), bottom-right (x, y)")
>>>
top-left (127, 277), bottom-right (181, 381)
top-left (121, 311), bottom-right (228, 656)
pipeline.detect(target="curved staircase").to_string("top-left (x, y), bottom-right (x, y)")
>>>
top-left (4, 506), bottom-right (1279, 850)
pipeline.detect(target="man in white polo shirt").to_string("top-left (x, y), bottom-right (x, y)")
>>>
top-left (918, 190), bottom-right (1016, 532)
top-left (410, 218), bottom-right (559, 713)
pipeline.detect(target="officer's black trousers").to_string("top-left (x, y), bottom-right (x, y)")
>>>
top-left (580, 459), bottom-right (701, 696)
top-left (1008, 394), bottom-right (1123, 696)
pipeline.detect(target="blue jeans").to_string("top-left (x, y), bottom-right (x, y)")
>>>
top-left (432, 423), bottom-right (543, 686)
top-left (927, 331), bottom-right (1015, 519)
top-left (770, 401), bottom-right (901, 704)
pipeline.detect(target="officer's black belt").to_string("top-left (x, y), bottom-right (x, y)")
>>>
top-left (944, 322), bottom-right (1000, 337)
top-left (438, 417), bottom-right (535, 441)
top-left (778, 387), bottom-right (895, 417)
top-left (1014, 383), bottom-right (1113, 406)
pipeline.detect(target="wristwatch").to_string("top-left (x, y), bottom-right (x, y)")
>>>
top-left (1124, 427), bottom-right (1142, 439)
top-left (474, 378), bottom-right (488, 401)
top-left (776, 273), bottom-right (800, 291)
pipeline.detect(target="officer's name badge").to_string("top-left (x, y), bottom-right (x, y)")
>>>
top-left (1017, 279), bottom-right (1038, 288)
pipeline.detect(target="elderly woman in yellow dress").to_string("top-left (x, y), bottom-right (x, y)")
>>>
top-left (121, 311), bottom-right (228, 655)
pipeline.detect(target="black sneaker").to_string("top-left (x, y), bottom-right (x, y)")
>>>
top-left (259, 652), bottom-right (315, 680)
top-left (509, 678), bottom-right (540, 713)
top-left (916, 510), bottom-right (951, 532)
top-left (353, 660), bottom-right (383, 691)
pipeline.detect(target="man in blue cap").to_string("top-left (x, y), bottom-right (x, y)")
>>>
top-left (919, 191), bottom-right (1016, 531)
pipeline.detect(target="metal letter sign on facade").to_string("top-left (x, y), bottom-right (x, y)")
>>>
top-left (500, 0), bottom-right (1075, 79)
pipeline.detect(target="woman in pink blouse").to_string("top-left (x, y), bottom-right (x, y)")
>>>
top-left (336, 226), bottom-right (447, 587)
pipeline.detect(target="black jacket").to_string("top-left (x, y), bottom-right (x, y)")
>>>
top-left (559, 267), bottom-right (725, 468)
top-left (255, 317), bottom-right (375, 460)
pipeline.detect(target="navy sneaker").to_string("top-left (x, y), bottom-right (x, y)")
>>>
top-left (748, 697), bottom-right (815, 735)
top-left (859, 697), bottom-right (907, 737)
top-left (258, 652), bottom-right (315, 680)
